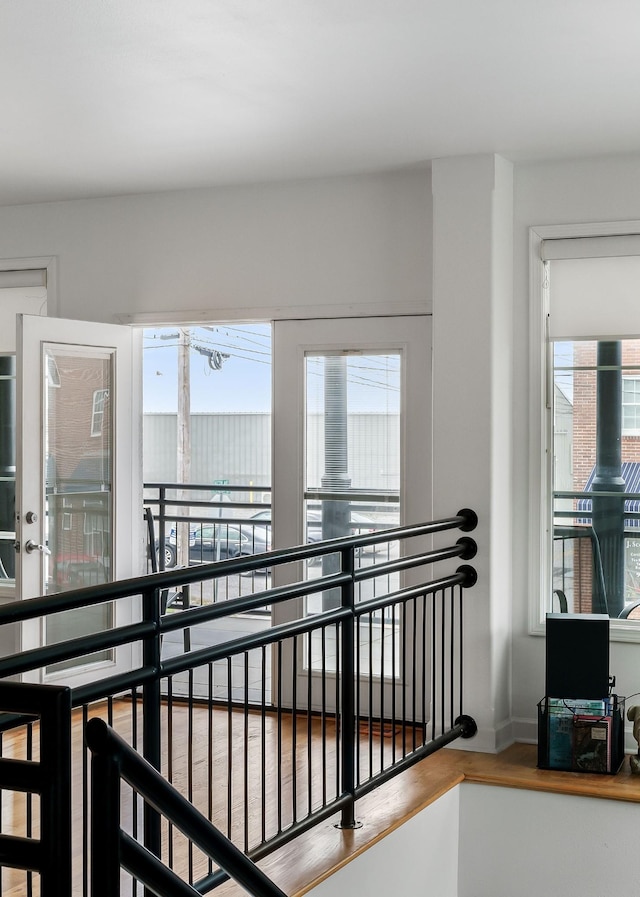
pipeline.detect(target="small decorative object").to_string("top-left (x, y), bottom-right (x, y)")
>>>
top-left (626, 705), bottom-right (640, 773)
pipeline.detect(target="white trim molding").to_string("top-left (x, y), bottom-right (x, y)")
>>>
top-left (117, 300), bottom-right (431, 327)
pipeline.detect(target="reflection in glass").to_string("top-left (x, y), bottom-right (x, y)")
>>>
top-left (44, 346), bottom-right (113, 669)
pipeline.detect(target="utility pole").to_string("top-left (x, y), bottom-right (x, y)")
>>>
top-left (177, 329), bottom-right (191, 568)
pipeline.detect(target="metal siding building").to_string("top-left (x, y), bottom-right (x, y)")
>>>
top-left (144, 413), bottom-right (399, 493)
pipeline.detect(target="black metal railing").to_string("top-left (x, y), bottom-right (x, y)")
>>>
top-left (87, 717), bottom-right (287, 897)
top-left (0, 508), bottom-right (478, 897)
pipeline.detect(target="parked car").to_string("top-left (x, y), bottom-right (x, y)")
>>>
top-left (250, 508), bottom-right (377, 552)
top-left (160, 521), bottom-right (271, 569)
top-left (307, 509), bottom-right (377, 543)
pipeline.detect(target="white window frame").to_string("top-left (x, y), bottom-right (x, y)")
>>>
top-left (622, 376), bottom-right (640, 436)
top-left (529, 220), bottom-right (640, 642)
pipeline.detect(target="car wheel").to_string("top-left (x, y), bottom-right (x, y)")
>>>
top-left (162, 545), bottom-right (177, 568)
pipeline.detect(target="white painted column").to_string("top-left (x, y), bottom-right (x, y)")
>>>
top-left (432, 154), bottom-right (514, 752)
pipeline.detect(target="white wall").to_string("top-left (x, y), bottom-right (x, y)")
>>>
top-left (459, 784), bottom-right (639, 897)
top-left (432, 155), bottom-right (514, 752)
top-left (310, 788), bottom-right (460, 897)
top-left (0, 171), bottom-right (431, 323)
top-left (312, 784), bottom-right (639, 897)
top-left (512, 154), bottom-right (640, 738)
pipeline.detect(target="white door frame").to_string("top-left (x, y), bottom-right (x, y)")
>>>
top-left (16, 313), bottom-right (142, 685)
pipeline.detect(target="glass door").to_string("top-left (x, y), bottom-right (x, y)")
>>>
top-left (16, 314), bottom-right (141, 685)
top-left (272, 316), bottom-right (432, 719)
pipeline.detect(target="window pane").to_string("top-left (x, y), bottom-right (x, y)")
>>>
top-left (304, 352), bottom-right (401, 676)
top-left (553, 339), bottom-right (640, 618)
top-left (44, 346), bottom-right (113, 668)
top-left (143, 324), bottom-right (273, 610)
top-left (0, 355), bottom-right (16, 586)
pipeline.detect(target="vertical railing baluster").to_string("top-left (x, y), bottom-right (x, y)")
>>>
top-left (431, 591), bottom-right (437, 742)
top-left (320, 626), bottom-right (327, 806)
top-left (458, 583), bottom-right (464, 722)
top-left (335, 622), bottom-right (340, 799)
top-left (261, 647), bottom-right (267, 845)
top-left (291, 637), bottom-right (298, 824)
top-left (208, 661), bottom-right (214, 876)
top-left (188, 667), bottom-right (194, 883)
top-left (158, 485), bottom-right (167, 572)
top-left (227, 658), bottom-right (233, 840)
top-left (380, 608), bottom-right (385, 773)
top-left (368, 613), bottom-right (373, 779)
top-left (401, 600), bottom-right (407, 757)
top-left (339, 545), bottom-right (356, 829)
top-left (167, 675), bottom-right (174, 870)
top-left (40, 687), bottom-right (72, 897)
top-left (243, 652), bottom-right (249, 853)
top-left (142, 584), bottom-right (162, 874)
top-left (450, 585), bottom-right (455, 731)
top-left (130, 689), bottom-right (139, 897)
top-left (355, 616), bottom-right (361, 787)
top-left (421, 594), bottom-right (428, 747)
top-left (392, 605), bottom-right (397, 764)
top-left (440, 587), bottom-right (445, 737)
top-left (82, 704), bottom-right (90, 897)
top-left (307, 630), bottom-right (313, 818)
top-left (277, 642), bottom-right (283, 834)
top-left (412, 596), bottom-right (417, 751)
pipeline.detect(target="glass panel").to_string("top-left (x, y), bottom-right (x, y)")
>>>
top-left (0, 355), bottom-right (16, 587)
top-left (142, 324), bottom-right (273, 605)
top-left (552, 339), bottom-right (640, 620)
top-left (44, 345), bottom-right (113, 668)
top-left (305, 352), bottom-right (401, 673)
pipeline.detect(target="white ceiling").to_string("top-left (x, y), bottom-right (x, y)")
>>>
top-left (3, 0), bottom-right (640, 207)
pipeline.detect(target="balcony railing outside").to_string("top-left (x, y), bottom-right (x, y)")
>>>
top-left (554, 489), bottom-right (640, 617)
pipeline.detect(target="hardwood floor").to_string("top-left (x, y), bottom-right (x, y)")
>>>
top-left (3, 703), bottom-right (640, 897)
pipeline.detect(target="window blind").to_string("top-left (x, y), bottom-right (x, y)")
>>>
top-left (542, 236), bottom-right (640, 339)
top-left (0, 269), bottom-right (46, 289)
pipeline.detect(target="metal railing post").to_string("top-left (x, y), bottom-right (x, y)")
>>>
top-left (158, 485), bottom-right (167, 571)
top-left (338, 545), bottom-right (359, 829)
top-left (40, 686), bottom-right (72, 897)
top-left (142, 584), bottom-right (162, 869)
top-left (90, 722), bottom-right (123, 897)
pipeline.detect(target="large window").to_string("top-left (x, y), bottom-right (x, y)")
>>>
top-left (541, 231), bottom-right (640, 624)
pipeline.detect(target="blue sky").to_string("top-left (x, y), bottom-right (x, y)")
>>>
top-left (143, 324), bottom-right (401, 414)
top-left (143, 325), bottom-right (272, 413)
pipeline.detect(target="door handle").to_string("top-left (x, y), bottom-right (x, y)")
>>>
top-left (24, 539), bottom-right (51, 555)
